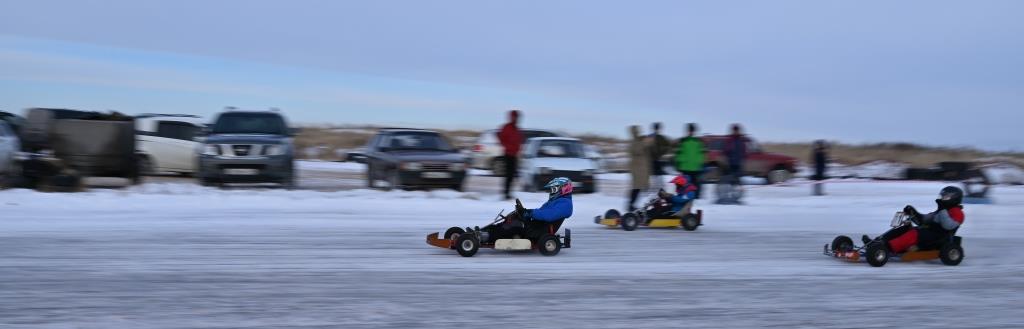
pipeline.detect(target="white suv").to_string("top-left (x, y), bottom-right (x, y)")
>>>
top-left (135, 114), bottom-right (205, 175)
top-left (470, 129), bottom-right (564, 176)
top-left (0, 121), bottom-right (19, 178)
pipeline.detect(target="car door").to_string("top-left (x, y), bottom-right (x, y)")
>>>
top-left (155, 121), bottom-right (201, 172)
top-left (519, 140), bottom-right (538, 186)
top-left (0, 123), bottom-right (11, 173)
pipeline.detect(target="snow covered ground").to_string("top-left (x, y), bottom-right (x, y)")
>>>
top-left (1, 180), bottom-right (1022, 328)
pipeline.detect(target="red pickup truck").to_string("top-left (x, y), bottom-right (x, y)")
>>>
top-left (701, 135), bottom-right (798, 184)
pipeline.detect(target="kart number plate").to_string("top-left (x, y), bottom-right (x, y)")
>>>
top-left (224, 168), bottom-right (259, 175)
top-left (422, 172), bottom-right (452, 179)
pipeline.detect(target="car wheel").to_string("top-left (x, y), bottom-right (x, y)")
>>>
top-left (138, 155), bottom-right (155, 176)
top-left (455, 234), bottom-right (480, 257)
top-left (865, 242), bottom-right (889, 267)
top-left (537, 234), bottom-right (562, 256)
top-left (831, 235), bottom-right (855, 253)
top-left (767, 166), bottom-right (791, 184)
top-left (621, 213), bottom-right (639, 231)
top-left (940, 243), bottom-right (964, 266)
top-left (681, 213), bottom-right (699, 231)
top-left (444, 227), bottom-right (466, 241)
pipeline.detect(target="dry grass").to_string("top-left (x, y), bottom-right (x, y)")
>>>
top-left (295, 124), bottom-right (1024, 167)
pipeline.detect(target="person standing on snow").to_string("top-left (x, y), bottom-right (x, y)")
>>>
top-left (647, 122), bottom-right (671, 190)
top-left (627, 125), bottom-right (651, 211)
top-left (497, 110), bottom-right (524, 200)
top-left (674, 123), bottom-right (706, 199)
top-left (723, 124), bottom-right (748, 184)
top-left (811, 140), bottom-right (829, 195)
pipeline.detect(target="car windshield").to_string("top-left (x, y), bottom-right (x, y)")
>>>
top-left (211, 112), bottom-right (287, 135)
top-left (380, 132), bottom-right (456, 152)
top-left (536, 140), bottom-right (583, 158)
top-left (522, 130), bottom-right (558, 143)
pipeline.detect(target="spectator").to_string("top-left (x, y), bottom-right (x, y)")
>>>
top-left (674, 123), bottom-right (706, 198)
top-left (627, 125), bottom-right (651, 211)
top-left (812, 140), bottom-right (829, 195)
top-left (648, 122), bottom-right (671, 190)
top-left (723, 124), bottom-right (748, 184)
top-left (497, 110), bottom-right (524, 200)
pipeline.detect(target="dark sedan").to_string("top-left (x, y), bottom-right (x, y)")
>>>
top-left (361, 129), bottom-right (468, 191)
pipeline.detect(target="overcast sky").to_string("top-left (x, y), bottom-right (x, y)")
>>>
top-left (0, 1), bottom-right (1021, 150)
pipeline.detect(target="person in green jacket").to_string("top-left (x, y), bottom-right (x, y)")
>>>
top-left (674, 123), bottom-right (706, 199)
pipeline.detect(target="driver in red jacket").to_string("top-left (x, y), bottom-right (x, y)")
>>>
top-left (865, 186), bottom-right (966, 253)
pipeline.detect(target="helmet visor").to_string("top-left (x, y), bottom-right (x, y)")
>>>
top-left (940, 192), bottom-right (956, 201)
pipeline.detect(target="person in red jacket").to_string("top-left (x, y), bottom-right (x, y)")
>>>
top-left (864, 186), bottom-right (966, 252)
top-left (497, 110), bottom-right (524, 200)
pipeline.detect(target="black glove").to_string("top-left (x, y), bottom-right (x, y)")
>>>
top-left (521, 209), bottom-right (533, 221)
top-left (903, 205), bottom-right (919, 217)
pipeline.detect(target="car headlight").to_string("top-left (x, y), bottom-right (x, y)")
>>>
top-left (202, 144), bottom-right (220, 156)
top-left (401, 162), bottom-right (423, 171)
top-left (539, 167), bottom-right (552, 175)
top-left (264, 144), bottom-right (287, 156)
top-left (449, 162), bottom-right (465, 172)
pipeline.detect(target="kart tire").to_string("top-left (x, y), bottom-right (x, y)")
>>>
top-left (865, 242), bottom-right (889, 267)
top-left (444, 227), bottom-right (465, 240)
top-left (940, 243), bottom-right (964, 266)
top-left (621, 213), bottom-right (639, 231)
top-left (604, 209), bottom-right (621, 220)
top-left (681, 214), bottom-right (699, 231)
top-left (455, 234), bottom-right (479, 257)
top-left (538, 234), bottom-right (561, 256)
top-left (831, 235), bottom-right (855, 253)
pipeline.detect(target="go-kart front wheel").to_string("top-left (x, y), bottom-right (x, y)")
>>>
top-left (865, 243), bottom-right (889, 267)
top-left (681, 214), bottom-right (699, 231)
top-left (621, 213), bottom-right (639, 231)
top-left (538, 235), bottom-right (562, 256)
top-left (455, 234), bottom-right (480, 257)
top-left (830, 235), bottom-right (854, 253)
top-left (444, 227), bottom-right (465, 240)
top-left (940, 243), bottom-right (964, 266)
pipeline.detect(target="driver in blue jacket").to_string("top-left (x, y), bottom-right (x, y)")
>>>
top-left (520, 177), bottom-right (574, 236)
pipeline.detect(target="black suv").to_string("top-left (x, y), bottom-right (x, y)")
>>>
top-left (197, 111), bottom-right (296, 187)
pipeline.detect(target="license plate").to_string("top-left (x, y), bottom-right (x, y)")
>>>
top-left (224, 168), bottom-right (259, 175)
top-left (422, 172), bottom-right (452, 179)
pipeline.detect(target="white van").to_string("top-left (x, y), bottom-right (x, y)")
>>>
top-left (135, 114), bottom-right (205, 175)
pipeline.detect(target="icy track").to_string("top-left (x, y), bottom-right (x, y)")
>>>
top-left (0, 182), bottom-right (1022, 329)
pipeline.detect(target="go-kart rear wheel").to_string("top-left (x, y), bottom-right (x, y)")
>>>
top-left (621, 213), bottom-right (639, 231)
top-left (538, 235), bottom-right (561, 256)
top-left (831, 235), bottom-right (855, 253)
top-left (940, 243), bottom-right (964, 266)
top-left (681, 214), bottom-right (699, 231)
top-left (444, 227), bottom-right (465, 240)
top-left (865, 242), bottom-right (889, 267)
top-left (455, 234), bottom-right (479, 257)
top-left (604, 209), bottom-right (621, 220)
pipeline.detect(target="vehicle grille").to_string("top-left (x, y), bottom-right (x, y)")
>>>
top-left (422, 163), bottom-right (450, 171)
top-left (218, 144), bottom-right (264, 157)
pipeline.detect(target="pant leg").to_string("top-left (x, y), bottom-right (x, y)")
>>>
top-left (628, 189), bottom-right (640, 211)
top-left (888, 228), bottom-right (919, 253)
top-left (503, 156), bottom-right (517, 198)
top-left (684, 171), bottom-right (703, 199)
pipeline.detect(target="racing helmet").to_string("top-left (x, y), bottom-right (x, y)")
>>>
top-left (543, 177), bottom-right (573, 200)
top-left (937, 186), bottom-right (964, 208)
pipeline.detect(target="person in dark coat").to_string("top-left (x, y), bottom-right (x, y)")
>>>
top-left (497, 110), bottom-right (524, 200)
top-left (811, 140), bottom-right (829, 195)
top-left (723, 124), bottom-right (748, 184)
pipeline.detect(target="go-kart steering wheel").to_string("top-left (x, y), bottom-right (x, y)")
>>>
top-left (515, 199), bottom-right (526, 218)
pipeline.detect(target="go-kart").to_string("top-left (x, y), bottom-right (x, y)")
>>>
top-left (825, 211), bottom-right (964, 267)
top-left (426, 199), bottom-right (571, 257)
top-left (594, 193), bottom-right (703, 231)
